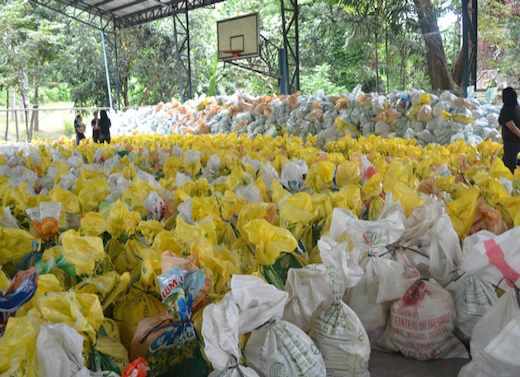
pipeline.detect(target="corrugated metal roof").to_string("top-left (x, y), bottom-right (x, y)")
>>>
top-left (35, 0), bottom-right (226, 28)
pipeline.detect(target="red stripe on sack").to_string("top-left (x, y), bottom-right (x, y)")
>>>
top-left (484, 239), bottom-right (520, 288)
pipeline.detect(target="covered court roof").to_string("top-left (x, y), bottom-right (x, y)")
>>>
top-left (31, 0), bottom-right (227, 29)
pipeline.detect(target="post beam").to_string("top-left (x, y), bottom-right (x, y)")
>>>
top-left (280, 0), bottom-right (300, 94)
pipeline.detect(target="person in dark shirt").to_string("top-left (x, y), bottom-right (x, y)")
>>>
top-left (499, 87), bottom-right (520, 173)
top-left (98, 110), bottom-right (111, 144)
top-left (91, 111), bottom-right (100, 143)
top-left (74, 115), bottom-right (85, 145)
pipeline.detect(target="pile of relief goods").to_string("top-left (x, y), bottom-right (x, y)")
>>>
top-left (113, 86), bottom-right (501, 146)
top-left (0, 133), bottom-right (519, 377)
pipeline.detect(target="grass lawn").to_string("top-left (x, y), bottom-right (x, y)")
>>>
top-left (0, 102), bottom-right (76, 141)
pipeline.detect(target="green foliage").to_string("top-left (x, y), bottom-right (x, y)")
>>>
top-left (301, 64), bottom-right (348, 94)
top-left (1, 0), bottom-right (518, 116)
top-left (62, 118), bottom-right (74, 137)
top-left (38, 84), bottom-right (71, 104)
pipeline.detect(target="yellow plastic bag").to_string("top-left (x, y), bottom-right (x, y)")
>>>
top-left (0, 310), bottom-right (42, 377)
top-left (40, 291), bottom-right (104, 343)
top-left (0, 226), bottom-right (37, 265)
top-left (78, 177), bottom-right (110, 212)
top-left (384, 179), bottom-right (425, 217)
top-left (362, 173), bottom-right (384, 200)
top-left (490, 157), bottom-right (514, 180)
top-left (137, 220), bottom-right (165, 245)
top-left (61, 229), bottom-right (106, 276)
top-left (335, 118), bottom-right (361, 137)
top-left (74, 271), bottom-right (131, 311)
top-left (18, 274), bottom-right (64, 316)
top-left (505, 195), bottom-right (520, 228)
top-left (0, 269), bottom-right (8, 292)
top-left (331, 185), bottom-right (362, 216)
top-left (237, 202), bottom-right (276, 242)
top-left (243, 219), bottom-right (297, 265)
top-left (199, 245), bottom-right (241, 297)
top-left (305, 161), bottom-right (335, 191)
top-left (446, 186), bottom-right (480, 237)
top-left (122, 180), bottom-right (159, 217)
top-left (93, 335), bottom-right (129, 376)
top-left (107, 201), bottom-right (141, 239)
top-left (436, 176), bottom-right (455, 192)
top-left (368, 195), bottom-right (386, 221)
top-left (279, 192), bottom-right (315, 239)
top-left (218, 191), bottom-right (246, 220)
top-left (335, 160), bottom-right (361, 187)
top-left (173, 216), bottom-right (217, 257)
top-left (80, 212), bottom-right (107, 236)
top-left (49, 186), bottom-right (80, 214)
top-left (113, 287), bottom-right (167, 350)
top-left (152, 230), bottom-right (181, 254)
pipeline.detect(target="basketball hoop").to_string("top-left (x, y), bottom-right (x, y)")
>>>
top-left (222, 50), bottom-right (241, 58)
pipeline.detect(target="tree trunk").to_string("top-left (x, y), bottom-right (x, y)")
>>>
top-left (452, 51), bottom-right (464, 88)
top-left (375, 30), bottom-right (379, 92)
top-left (21, 93), bottom-right (31, 141)
top-left (413, 0), bottom-right (457, 90)
top-left (33, 77), bottom-right (39, 132)
top-left (14, 98), bottom-right (19, 142)
top-left (385, 21), bottom-right (390, 93)
top-left (452, 14), bottom-right (464, 87)
top-left (10, 89), bottom-right (16, 121)
top-left (5, 88), bottom-right (9, 141)
top-left (123, 77), bottom-right (130, 107)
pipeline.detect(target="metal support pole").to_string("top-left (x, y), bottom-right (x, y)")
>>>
top-left (472, 0), bottom-right (478, 93)
top-left (280, 0), bottom-right (300, 94)
top-left (100, 27), bottom-right (113, 110)
top-left (173, 6), bottom-right (192, 103)
top-left (114, 27), bottom-right (121, 110)
top-left (279, 48), bottom-right (288, 95)
top-left (462, 0), bottom-right (478, 97)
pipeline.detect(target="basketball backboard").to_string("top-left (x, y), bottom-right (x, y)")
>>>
top-left (217, 13), bottom-right (260, 62)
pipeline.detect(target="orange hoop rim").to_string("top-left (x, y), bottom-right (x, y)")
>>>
top-left (221, 50), bottom-right (241, 58)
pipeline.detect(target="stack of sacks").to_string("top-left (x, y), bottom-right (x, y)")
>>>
top-left (111, 87), bottom-right (501, 147)
top-left (0, 132), bottom-right (519, 376)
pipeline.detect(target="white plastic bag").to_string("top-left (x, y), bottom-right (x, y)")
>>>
top-left (202, 294), bottom-right (259, 377)
top-left (345, 255), bottom-right (418, 346)
top-left (144, 191), bottom-right (165, 221)
top-left (458, 286), bottom-right (520, 377)
top-left (329, 208), bottom-right (405, 257)
top-left (283, 264), bottom-right (329, 333)
top-left (427, 213), bottom-right (463, 286)
top-left (445, 274), bottom-right (498, 343)
top-left (310, 237), bottom-right (370, 377)
top-left (461, 228), bottom-right (520, 292)
top-left (37, 323), bottom-right (91, 377)
top-left (231, 275), bottom-right (327, 377)
top-left (377, 279), bottom-right (469, 360)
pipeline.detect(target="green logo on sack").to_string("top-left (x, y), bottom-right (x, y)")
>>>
top-left (269, 362), bottom-right (287, 377)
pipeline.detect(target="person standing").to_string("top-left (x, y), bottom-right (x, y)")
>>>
top-left (499, 87), bottom-right (520, 173)
top-left (91, 111), bottom-right (100, 143)
top-left (98, 110), bottom-right (111, 144)
top-left (74, 115), bottom-right (85, 145)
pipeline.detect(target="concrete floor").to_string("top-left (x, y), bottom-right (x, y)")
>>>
top-left (369, 350), bottom-right (470, 377)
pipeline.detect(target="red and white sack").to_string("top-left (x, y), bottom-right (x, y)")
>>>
top-left (377, 279), bottom-right (469, 360)
top-left (345, 255), bottom-right (418, 346)
top-left (461, 228), bottom-right (520, 293)
top-left (458, 286), bottom-right (520, 377)
top-left (310, 237), bottom-right (370, 377)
